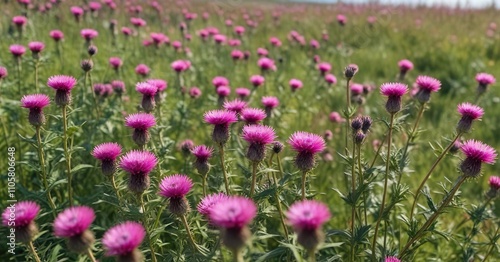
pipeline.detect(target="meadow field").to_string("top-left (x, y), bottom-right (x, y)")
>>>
top-left (0, 0), bottom-right (500, 261)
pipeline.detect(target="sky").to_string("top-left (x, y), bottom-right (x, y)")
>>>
top-left (295, 0), bottom-right (499, 9)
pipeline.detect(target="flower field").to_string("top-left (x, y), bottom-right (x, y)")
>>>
top-left (0, 0), bottom-right (500, 261)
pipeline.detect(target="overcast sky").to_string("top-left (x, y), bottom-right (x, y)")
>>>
top-left (296, 0), bottom-right (499, 8)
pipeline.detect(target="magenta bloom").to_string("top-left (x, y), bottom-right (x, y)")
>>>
top-left (135, 64), bottom-right (150, 77)
top-left (80, 29), bottom-right (98, 41)
top-left (28, 41), bottom-right (45, 54)
top-left (102, 221), bottom-right (145, 256)
top-left (92, 142), bottom-right (122, 176)
top-left (250, 75), bottom-right (265, 88)
top-left (329, 111), bottom-right (345, 123)
top-left (398, 59), bottom-right (414, 74)
top-left (191, 145), bottom-right (213, 175)
top-left (121, 27), bottom-right (132, 36)
top-left (224, 99), bottom-right (247, 114)
top-left (50, 30), bottom-right (64, 41)
top-left (109, 57), bottom-right (123, 69)
top-left (70, 6), bottom-right (84, 16)
top-left (171, 60), bottom-right (191, 73)
top-left (9, 44), bottom-right (26, 57)
top-left (414, 75), bottom-right (441, 103)
top-left (242, 125), bottom-right (276, 162)
top-left (216, 86), bottom-right (231, 98)
top-left (214, 34), bottom-right (227, 44)
top-left (385, 257), bottom-right (401, 262)
top-left (286, 200), bottom-right (330, 230)
top-left (158, 174), bottom-right (193, 198)
top-left (204, 110), bottom-right (238, 145)
top-left (198, 193), bottom-right (228, 218)
top-left (317, 62), bottom-right (331, 75)
top-left (258, 57), bottom-right (276, 71)
top-left (136, 82), bottom-right (157, 96)
top-left (289, 79), bottom-right (303, 92)
top-left (130, 17), bottom-right (147, 27)
top-left (0, 67), bottom-right (7, 79)
top-left (350, 83), bottom-right (364, 96)
top-left (2, 201), bottom-right (40, 228)
top-left (12, 16), bottom-right (27, 27)
top-left (189, 87), bottom-right (202, 98)
top-left (489, 176), bottom-right (500, 190)
top-left (257, 48), bottom-right (269, 57)
top-left (288, 131), bottom-right (326, 172)
top-left (459, 140), bottom-right (497, 178)
top-left (120, 150), bottom-right (157, 192)
top-left (337, 14), bottom-right (347, 25)
top-left (380, 82), bottom-right (408, 114)
top-left (270, 37), bottom-right (282, 47)
top-left (475, 73), bottom-right (495, 86)
top-left (231, 50), bottom-right (244, 60)
top-left (241, 108), bottom-right (266, 125)
top-left (456, 103), bottom-right (484, 133)
top-left (262, 96), bottom-right (279, 109)
top-left (212, 76), bottom-right (229, 88)
top-left (209, 196), bottom-right (257, 228)
top-left (125, 113), bottom-right (156, 146)
top-left (236, 88), bottom-right (251, 99)
top-left (47, 75), bottom-right (78, 106)
top-left (325, 74), bottom-right (337, 85)
top-left (54, 206), bottom-right (95, 238)
top-left (234, 25), bottom-right (245, 35)
top-left (21, 94), bottom-right (50, 126)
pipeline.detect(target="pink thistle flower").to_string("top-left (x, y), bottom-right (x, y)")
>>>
top-left (250, 75), bottom-right (265, 88)
top-left (456, 103), bottom-right (484, 133)
top-left (135, 64), bottom-right (150, 77)
top-left (258, 57), bottom-right (276, 71)
top-left (109, 57), bottom-right (123, 70)
top-left (28, 41), bottom-right (45, 54)
top-left (111, 81), bottom-right (125, 95)
top-left (350, 83), bottom-right (364, 96)
top-left (317, 62), bottom-right (331, 75)
top-left (189, 87), bottom-right (202, 98)
top-left (130, 17), bottom-right (146, 27)
top-left (242, 125), bottom-right (276, 162)
top-left (236, 88), bottom-right (251, 99)
top-left (257, 48), bottom-right (269, 57)
top-left (231, 49), bottom-right (244, 60)
top-left (337, 14), bottom-right (347, 26)
top-left (241, 108), bottom-right (266, 125)
top-left (224, 99), bottom-right (248, 114)
top-left (198, 193), bottom-right (228, 218)
top-left (0, 67), bottom-right (7, 79)
top-left (329, 111), bottom-right (345, 123)
top-left (120, 150), bottom-right (157, 193)
top-left (47, 75), bottom-right (77, 106)
top-left (125, 113), bottom-right (156, 146)
top-left (135, 82), bottom-right (157, 112)
top-left (270, 37), bottom-right (282, 47)
top-left (171, 60), bottom-right (190, 73)
top-left (288, 131), bottom-right (326, 172)
top-left (286, 200), bottom-right (330, 251)
top-left (214, 34), bottom-right (227, 44)
top-left (225, 19), bottom-right (233, 26)
top-left (102, 221), bottom-right (145, 257)
top-left (50, 30), bottom-right (64, 42)
top-left (54, 206), bottom-right (95, 238)
top-left (398, 59), bottom-right (414, 75)
top-left (89, 1), bottom-right (101, 11)
top-left (204, 110), bottom-right (238, 144)
top-left (192, 145), bottom-right (213, 175)
top-left (216, 86), bottom-right (231, 98)
top-left (2, 201), bottom-right (40, 243)
top-left (228, 39), bottom-right (241, 47)
top-left (70, 6), bottom-right (84, 17)
top-left (344, 64), bottom-right (359, 79)
top-left (261, 96), bottom-right (279, 109)
top-left (12, 16), bottom-right (28, 27)
top-left (385, 257), bottom-right (400, 262)
top-left (209, 196), bottom-right (257, 228)
top-left (121, 27), bottom-right (132, 36)
top-left (380, 82), bottom-right (408, 114)
top-left (172, 40), bottom-right (182, 50)
top-left (487, 176), bottom-right (500, 198)
top-left (459, 140), bottom-right (497, 178)
top-left (212, 76), bottom-right (229, 88)
top-left (367, 16), bottom-right (377, 25)
top-left (325, 74), bottom-right (337, 85)
top-left (234, 26), bottom-right (245, 35)
top-left (289, 79), bottom-right (303, 92)
top-left (310, 39), bottom-right (320, 49)
top-left (414, 75), bottom-right (441, 103)
top-left (80, 29), bottom-right (98, 41)
top-left (9, 44), bottom-right (26, 57)
top-left (159, 174), bottom-right (193, 215)
top-left (475, 73), bottom-right (495, 86)
top-left (21, 94), bottom-right (50, 126)
top-left (92, 142), bottom-right (122, 176)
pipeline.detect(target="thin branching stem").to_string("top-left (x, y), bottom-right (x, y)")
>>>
top-left (180, 214), bottom-right (201, 252)
top-left (138, 193), bottom-right (158, 262)
top-left (218, 144), bottom-right (231, 194)
top-left (250, 161), bottom-right (258, 197)
top-left (398, 102), bottom-right (426, 184)
top-left (85, 249), bottom-right (97, 262)
top-left (27, 241), bottom-right (41, 262)
top-left (35, 126), bottom-right (56, 213)
top-left (62, 105), bottom-right (73, 206)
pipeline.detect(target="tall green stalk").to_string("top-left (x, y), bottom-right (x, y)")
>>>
top-left (371, 113), bottom-right (395, 260)
top-left (62, 105), bottom-right (73, 206)
top-left (398, 103), bottom-right (426, 184)
top-left (250, 161), bottom-right (258, 197)
top-left (138, 193), bottom-right (158, 262)
top-left (218, 144), bottom-right (231, 194)
top-left (35, 126), bottom-right (56, 212)
top-left (180, 214), bottom-right (200, 252)
top-left (27, 241), bottom-right (41, 262)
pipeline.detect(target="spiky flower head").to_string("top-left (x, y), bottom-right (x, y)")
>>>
top-left (240, 108), bottom-right (266, 125)
top-left (250, 75), bottom-right (265, 87)
top-left (120, 150), bottom-right (157, 193)
top-left (385, 257), bottom-right (401, 262)
top-left (102, 221), bottom-right (145, 261)
top-left (2, 201), bottom-right (40, 243)
top-left (398, 59), bottom-right (413, 73)
top-left (47, 75), bottom-right (77, 106)
top-left (204, 110), bottom-right (238, 145)
top-left (380, 82), bottom-right (408, 114)
top-left (456, 103), bottom-right (484, 133)
top-left (459, 140), bottom-right (497, 178)
top-left (487, 176), bottom-right (500, 198)
top-left (344, 64), bottom-right (359, 79)
top-left (159, 174), bottom-right (193, 215)
top-left (288, 131), bottom-right (326, 172)
top-left (21, 94), bottom-right (50, 126)
top-left (212, 76), bottom-right (229, 88)
top-left (92, 142), bottom-right (122, 176)
top-left (286, 200), bottom-right (330, 251)
top-left (223, 99), bottom-right (247, 114)
top-left (242, 125), bottom-right (276, 162)
top-left (191, 145), bottom-right (213, 175)
top-left (198, 193), bottom-right (228, 218)
top-left (414, 75), bottom-right (441, 103)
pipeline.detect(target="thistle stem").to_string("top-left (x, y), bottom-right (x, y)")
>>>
top-left (35, 126), bottom-right (56, 212)
top-left (409, 132), bottom-right (461, 220)
top-left (218, 144), bottom-right (231, 194)
top-left (233, 249), bottom-right (244, 262)
top-left (110, 175), bottom-right (120, 199)
top-left (481, 226), bottom-right (500, 262)
top-left (137, 194), bottom-right (158, 262)
top-left (34, 61), bottom-right (39, 93)
top-left (62, 106), bottom-right (73, 206)
top-left (301, 170), bottom-right (308, 200)
top-left (345, 78), bottom-right (351, 155)
top-left (250, 161), bottom-right (258, 197)
top-left (371, 113), bottom-right (395, 260)
top-left (27, 241), bottom-right (41, 262)
top-left (202, 175), bottom-right (208, 197)
top-left (272, 170), bottom-right (289, 240)
top-left (398, 103), bottom-right (426, 184)
top-left (308, 249), bottom-right (316, 262)
top-left (358, 145), bottom-right (367, 225)
top-left (350, 142), bottom-right (357, 262)
top-left (180, 214), bottom-right (200, 252)
top-left (400, 176), bottom-right (466, 258)
top-left (85, 249), bottom-right (97, 262)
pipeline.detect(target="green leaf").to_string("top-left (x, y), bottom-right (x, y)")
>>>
top-left (71, 164), bottom-right (94, 173)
